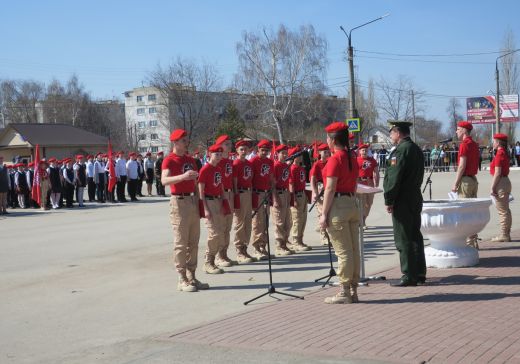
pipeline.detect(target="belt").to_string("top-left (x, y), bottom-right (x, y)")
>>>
top-left (334, 192), bottom-right (355, 197)
top-left (238, 188), bottom-right (251, 193)
top-left (358, 177), bottom-right (372, 181)
top-left (205, 195), bottom-right (221, 200)
top-left (253, 188), bottom-right (269, 193)
top-left (463, 175), bottom-right (476, 178)
top-left (276, 189), bottom-right (288, 194)
top-left (172, 192), bottom-right (195, 197)
top-left (224, 189), bottom-right (232, 192)
top-left (295, 190), bottom-right (305, 196)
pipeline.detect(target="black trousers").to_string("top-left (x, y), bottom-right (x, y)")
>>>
top-left (155, 177), bottom-right (165, 196)
top-left (64, 183), bottom-right (74, 207)
top-left (128, 178), bottom-right (138, 200)
top-left (96, 174), bottom-right (105, 202)
top-left (117, 176), bottom-right (127, 202)
top-left (87, 177), bottom-right (96, 201)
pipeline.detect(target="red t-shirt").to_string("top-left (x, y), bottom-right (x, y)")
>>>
top-left (458, 136), bottom-right (479, 176)
top-left (218, 157), bottom-right (233, 190)
top-left (309, 159), bottom-right (326, 183)
top-left (322, 150), bottom-right (358, 193)
top-left (274, 160), bottom-right (290, 189)
top-left (357, 156), bottom-right (378, 178)
top-left (199, 163), bottom-right (223, 196)
top-left (290, 164), bottom-right (307, 192)
top-left (162, 152), bottom-right (198, 194)
top-left (233, 159), bottom-right (253, 189)
top-left (490, 147), bottom-right (510, 177)
top-left (251, 156), bottom-right (273, 190)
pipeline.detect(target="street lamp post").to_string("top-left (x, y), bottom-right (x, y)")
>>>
top-left (495, 49), bottom-right (520, 133)
top-left (340, 14), bottom-right (389, 128)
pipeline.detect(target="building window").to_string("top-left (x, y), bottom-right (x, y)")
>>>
top-left (137, 121), bottom-right (146, 128)
top-left (149, 107), bottom-right (157, 114)
top-left (136, 95), bottom-right (144, 102)
top-left (137, 108), bottom-right (145, 115)
top-left (148, 94), bottom-right (156, 101)
top-left (149, 120), bottom-right (158, 127)
top-left (150, 146), bottom-right (159, 153)
top-left (371, 135), bottom-right (378, 143)
top-left (138, 147), bottom-right (147, 153)
top-left (138, 134), bottom-right (146, 141)
top-left (150, 133), bottom-right (159, 140)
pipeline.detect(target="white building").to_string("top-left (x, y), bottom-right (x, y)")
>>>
top-left (124, 86), bottom-right (170, 154)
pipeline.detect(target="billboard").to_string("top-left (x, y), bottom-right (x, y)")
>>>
top-left (466, 94), bottom-right (519, 124)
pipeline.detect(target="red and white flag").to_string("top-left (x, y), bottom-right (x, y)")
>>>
top-left (107, 141), bottom-right (117, 192)
top-left (31, 144), bottom-right (41, 205)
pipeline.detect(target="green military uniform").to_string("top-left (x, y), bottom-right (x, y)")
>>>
top-left (383, 123), bottom-right (426, 285)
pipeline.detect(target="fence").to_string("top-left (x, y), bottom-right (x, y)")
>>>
top-left (375, 150), bottom-right (479, 173)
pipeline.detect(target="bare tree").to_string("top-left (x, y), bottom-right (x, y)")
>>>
top-left (446, 97), bottom-right (463, 135)
top-left (147, 58), bottom-right (221, 144)
top-left (357, 79), bottom-right (379, 140)
top-left (499, 28), bottom-right (519, 140)
top-left (0, 79), bottom-right (44, 124)
top-left (235, 24), bottom-right (328, 142)
top-left (376, 75), bottom-right (423, 122)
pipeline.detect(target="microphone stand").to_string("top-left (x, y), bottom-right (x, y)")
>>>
top-left (244, 190), bottom-right (303, 305)
top-left (422, 149), bottom-right (443, 200)
top-left (314, 231), bottom-right (337, 287)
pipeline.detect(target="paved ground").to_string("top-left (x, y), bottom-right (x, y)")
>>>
top-left (1, 171), bottom-right (518, 363)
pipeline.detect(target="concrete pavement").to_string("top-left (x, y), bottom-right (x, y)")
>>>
top-left (1, 171), bottom-right (518, 363)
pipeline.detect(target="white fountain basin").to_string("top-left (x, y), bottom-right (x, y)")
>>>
top-left (421, 198), bottom-right (492, 268)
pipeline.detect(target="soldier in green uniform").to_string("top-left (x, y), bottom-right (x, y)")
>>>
top-left (383, 121), bottom-right (426, 287)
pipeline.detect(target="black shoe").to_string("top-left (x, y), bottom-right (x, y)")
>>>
top-left (417, 277), bottom-right (427, 285)
top-left (391, 280), bottom-right (417, 287)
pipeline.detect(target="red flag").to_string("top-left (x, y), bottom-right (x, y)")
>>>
top-left (271, 139), bottom-right (277, 161)
top-left (107, 141), bottom-right (117, 192)
top-left (31, 144), bottom-right (41, 205)
top-left (312, 140), bottom-right (319, 159)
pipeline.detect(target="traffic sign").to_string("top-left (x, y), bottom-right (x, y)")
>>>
top-left (346, 118), bottom-right (361, 132)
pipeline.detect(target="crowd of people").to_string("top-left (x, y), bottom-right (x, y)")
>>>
top-left (0, 120), bottom-right (514, 305)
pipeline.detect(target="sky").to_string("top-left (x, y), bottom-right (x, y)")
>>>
top-left (2, 0), bottom-right (520, 132)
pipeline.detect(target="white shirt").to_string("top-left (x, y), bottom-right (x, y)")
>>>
top-left (115, 158), bottom-right (127, 177)
top-left (86, 161), bottom-right (95, 178)
top-left (144, 158), bottom-right (154, 170)
top-left (126, 160), bottom-right (139, 179)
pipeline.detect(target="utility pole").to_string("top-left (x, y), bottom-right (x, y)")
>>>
top-left (411, 89), bottom-right (416, 141)
top-left (495, 49), bottom-right (520, 134)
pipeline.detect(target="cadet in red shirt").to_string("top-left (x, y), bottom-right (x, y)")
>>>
top-left (272, 144), bottom-right (293, 256)
top-left (320, 121), bottom-right (360, 304)
top-left (250, 140), bottom-right (275, 260)
top-left (357, 143), bottom-right (379, 229)
top-left (452, 121), bottom-right (480, 247)
top-left (161, 129), bottom-right (208, 292)
top-left (288, 146), bottom-right (311, 252)
top-left (490, 133), bottom-right (512, 242)
top-left (198, 144), bottom-right (228, 274)
top-left (232, 140), bottom-right (256, 263)
top-left (310, 143), bottom-right (330, 245)
top-left (215, 135), bottom-right (236, 268)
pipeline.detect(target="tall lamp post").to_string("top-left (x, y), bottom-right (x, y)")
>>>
top-left (340, 14), bottom-right (389, 135)
top-left (495, 49), bottom-right (520, 133)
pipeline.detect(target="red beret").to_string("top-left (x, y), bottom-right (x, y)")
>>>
top-left (102, 154), bottom-right (108, 158)
top-left (208, 144), bottom-right (223, 153)
top-left (493, 133), bottom-right (508, 141)
top-left (318, 143), bottom-right (329, 151)
top-left (39, 159), bottom-right (47, 164)
top-left (349, 133), bottom-right (356, 140)
top-left (235, 140), bottom-right (250, 149)
top-left (325, 121), bottom-right (348, 133)
top-left (457, 121), bottom-right (473, 131)
top-left (145, 152), bottom-right (151, 156)
top-left (257, 139), bottom-right (271, 149)
top-left (117, 151), bottom-right (124, 156)
top-left (76, 155), bottom-right (84, 160)
top-left (28, 162), bottom-right (35, 167)
top-left (129, 152), bottom-right (136, 157)
top-left (170, 129), bottom-right (187, 141)
top-left (7, 165), bottom-right (13, 169)
top-left (275, 144), bottom-right (288, 152)
top-left (48, 157), bottom-right (57, 163)
top-left (288, 146), bottom-right (301, 157)
top-left (215, 134), bottom-right (230, 145)
top-left (157, 151), bottom-right (164, 156)
top-left (13, 163), bottom-right (21, 168)
top-left (358, 143), bottom-right (370, 150)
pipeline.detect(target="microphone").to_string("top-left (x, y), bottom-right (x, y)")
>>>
top-left (439, 137), bottom-right (455, 144)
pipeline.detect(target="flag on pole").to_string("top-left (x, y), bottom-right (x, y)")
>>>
top-left (312, 140), bottom-right (319, 159)
top-left (270, 139), bottom-right (277, 161)
top-left (107, 141), bottom-right (117, 192)
top-left (31, 144), bottom-right (41, 205)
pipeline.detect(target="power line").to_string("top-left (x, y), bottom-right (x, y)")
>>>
top-left (355, 49), bottom-right (503, 57)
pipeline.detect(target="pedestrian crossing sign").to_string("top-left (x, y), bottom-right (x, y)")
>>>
top-left (346, 118), bottom-right (360, 132)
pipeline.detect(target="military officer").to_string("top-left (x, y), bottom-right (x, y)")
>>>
top-left (383, 121), bottom-right (426, 287)
top-left (451, 120), bottom-right (480, 248)
top-left (162, 129), bottom-right (208, 292)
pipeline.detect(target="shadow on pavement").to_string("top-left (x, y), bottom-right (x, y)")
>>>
top-left (366, 292), bottom-right (520, 304)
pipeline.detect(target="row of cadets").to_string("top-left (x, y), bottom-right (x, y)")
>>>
top-left (288, 146), bottom-right (311, 252)
top-left (73, 155), bottom-right (87, 207)
top-left (250, 139), bottom-right (275, 260)
top-left (356, 143), bottom-right (379, 229)
top-left (309, 143), bottom-right (331, 245)
top-left (62, 158), bottom-right (75, 207)
top-left (161, 129), bottom-right (209, 292)
top-left (92, 153), bottom-right (106, 202)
